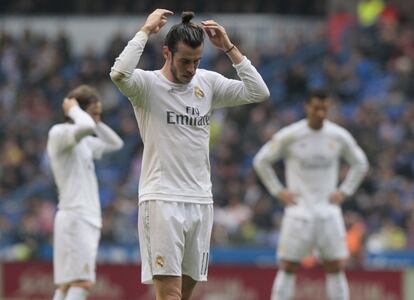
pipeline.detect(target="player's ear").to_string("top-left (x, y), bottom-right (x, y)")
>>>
top-left (162, 46), bottom-right (170, 60)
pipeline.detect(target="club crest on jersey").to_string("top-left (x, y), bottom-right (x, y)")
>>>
top-left (194, 86), bottom-right (205, 99)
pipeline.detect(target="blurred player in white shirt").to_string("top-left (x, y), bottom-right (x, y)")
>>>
top-left (110, 8), bottom-right (269, 300)
top-left (47, 85), bottom-right (124, 300)
top-left (254, 89), bottom-right (368, 300)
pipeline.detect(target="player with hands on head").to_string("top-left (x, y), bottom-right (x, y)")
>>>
top-left (47, 85), bottom-right (124, 300)
top-left (110, 8), bottom-right (269, 300)
top-left (254, 89), bottom-right (368, 300)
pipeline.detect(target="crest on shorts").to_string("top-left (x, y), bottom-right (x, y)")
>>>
top-left (194, 86), bottom-right (205, 99)
top-left (155, 255), bottom-right (165, 268)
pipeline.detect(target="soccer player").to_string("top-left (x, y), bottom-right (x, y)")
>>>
top-left (110, 9), bottom-right (269, 300)
top-left (47, 85), bottom-right (124, 300)
top-left (253, 89), bottom-right (368, 300)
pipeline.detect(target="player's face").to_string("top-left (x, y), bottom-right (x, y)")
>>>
top-left (168, 42), bottom-right (203, 84)
top-left (305, 97), bottom-right (330, 129)
top-left (86, 101), bottom-right (102, 123)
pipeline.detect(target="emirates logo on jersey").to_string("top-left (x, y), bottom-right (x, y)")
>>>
top-left (194, 86), bottom-right (205, 99)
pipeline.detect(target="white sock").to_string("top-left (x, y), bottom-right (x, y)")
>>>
top-left (271, 270), bottom-right (295, 300)
top-left (52, 289), bottom-right (66, 300)
top-left (65, 286), bottom-right (89, 300)
top-left (326, 272), bottom-right (349, 300)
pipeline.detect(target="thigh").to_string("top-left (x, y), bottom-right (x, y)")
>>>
top-left (54, 211), bottom-right (100, 285)
top-left (278, 215), bottom-right (315, 262)
top-left (138, 200), bottom-right (185, 284)
top-left (317, 212), bottom-right (348, 260)
top-left (182, 204), bottom-right (213, 282)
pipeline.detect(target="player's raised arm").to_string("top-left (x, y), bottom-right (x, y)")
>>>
top-left (110, 9), bottom-right (174, 100)
top-left (201, 20), bottom-right (243, 65)
top-left (84, 101), bottom-right (124, 158)
top-left (202, 20), bottom-right (270, 108)
top-left (48, 97), bottom-right (97, 154)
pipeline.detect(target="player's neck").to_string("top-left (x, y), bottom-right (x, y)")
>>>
top-left (307, 119), bottom-right (324, 130)
top-left (160, 65), bottom-right (180, 85)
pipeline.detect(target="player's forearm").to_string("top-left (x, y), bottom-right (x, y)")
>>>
top-left (68, 106), bottom-right (96, 141)
top-left (253, 155), bottom-right (284, 197)
top-left (225, 44), bottom-right (243, 65)
top-left (233, 57), bottom-right (270, 103)
top-left (110, 31), bottom-right (148, 82)
top-left (95, 122), bottom-right (124, 151)
top-left (339, 158), bottom-right (369, 196)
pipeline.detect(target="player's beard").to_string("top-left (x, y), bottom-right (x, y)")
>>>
top-left (170, 60), bottom-right (191, 84)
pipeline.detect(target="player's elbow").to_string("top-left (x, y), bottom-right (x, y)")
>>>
top-left (114, 139), bottom-right (124, 151)
top-left (110, 69), bottom-right (127, 83)
top-left (361, 159), bottom-right (369, 175)
top-left (253, 154), bottom-right (264, 172)
top-left (251, 86), bottom-right (270, 103)
top-left (83, 123), bottom-right (97, 135)
top-left (259, 86), bottom-right (271, 102)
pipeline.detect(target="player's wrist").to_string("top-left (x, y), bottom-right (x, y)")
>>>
top-left (224, 44), bottom-right (235, 53)
top-left (139, 26), bottom-right (152, 36)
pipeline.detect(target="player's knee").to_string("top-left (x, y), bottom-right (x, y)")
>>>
top-left (323, 260), bottom-right (344, 273)
top-left (58, 284), bottom-right (70, 294)
top-left (70, 280), bottom-right (94, 291)
top-left (159, 287), bottom-right (182, 300)
top-left (279, 260), bottom-right (300, 273)
top-left (154, 276), bottom-right (182, 300)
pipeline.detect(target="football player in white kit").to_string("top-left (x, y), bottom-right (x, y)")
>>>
top-left (253, 89), bottom-right (368, 300)
top-left (110, 8), bottom-right (269, 300)
top-left (47, 85), bottom-right (124, 300)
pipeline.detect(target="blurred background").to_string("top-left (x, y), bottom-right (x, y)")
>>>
top-left (1, 0), bottom-right (414, 299)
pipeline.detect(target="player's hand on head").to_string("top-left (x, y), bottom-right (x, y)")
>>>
top-left (141, 9), bottom-right (174, 35)
top-left (201, 20), bottom-right (233, 52)
top-left (329, 190), bottom-right (346, 205)
top-left (277, 189), bottom-right (298, 206)
top-left (62, 97), bottom-right (79, 116)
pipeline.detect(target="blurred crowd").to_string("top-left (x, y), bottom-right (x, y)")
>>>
top-left (1, 1), bottom-right (414, 267)
top-left (1, 0), bottom-right (325, 15)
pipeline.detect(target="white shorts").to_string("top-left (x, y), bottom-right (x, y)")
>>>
top-left (277, 209), bottom-right (348, 262)
top-left (53, 210), bottom-right (100, 285)
top-left (138, 200), bottom-right (214, 284)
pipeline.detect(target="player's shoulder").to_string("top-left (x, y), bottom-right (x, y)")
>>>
top-left (196, 68), bottom-right (221, 81)
top-left (324, 120), bottom-right (353, 140)
top-left (272, 119), bottom-right (306, 141)
top-left (279, 119), bottom-right (307, 135)
top-left (48, 123), bottom-right (68, 136)
top-left (133, 68), bottom-right (157, 79)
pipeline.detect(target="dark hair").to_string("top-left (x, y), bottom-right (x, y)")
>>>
top-left (164, 11), bottom-right (204, 53)
top-left (66, 84), bottom-right (100, 110)
top-left (306, 89), bottom-right (329, 102)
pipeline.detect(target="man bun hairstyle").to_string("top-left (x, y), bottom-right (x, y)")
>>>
top-left (66, 84), bottom-right (100, 111)
top-left (164, 11), bottom-right (204, 53)
top-left (181, 11), bottom-right (195, 23)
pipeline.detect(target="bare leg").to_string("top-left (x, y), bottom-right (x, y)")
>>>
top-left (323, 260), bottom-right (349, 300)
top-left (181, 275), bottom-right (197, 300)
top-left (271, 260), bottom-right (300, 300)
top-left (65, 280), bottom-right (93, 300)
top-left (153, 275), bottom-right (182, 300)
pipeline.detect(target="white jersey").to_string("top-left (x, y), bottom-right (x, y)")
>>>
top-left (47, 106), bottom-right (124, 227)
top-left (254, 119), bottom-right (368, 218)
top-left (111, 31), bottom-right (269, 204)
